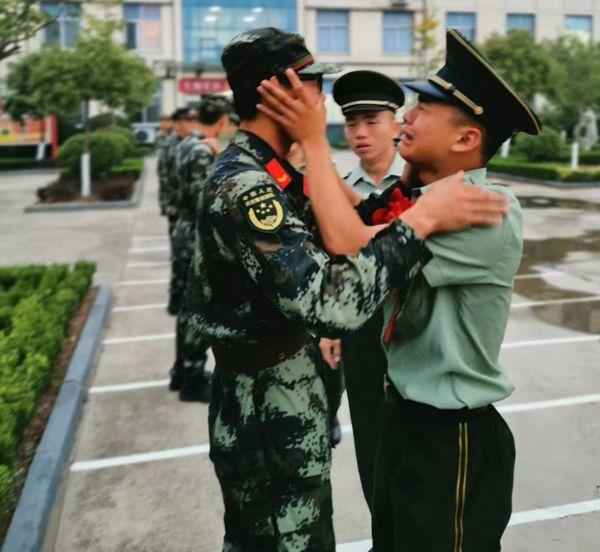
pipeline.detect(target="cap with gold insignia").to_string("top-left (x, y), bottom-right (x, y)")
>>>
top-left (404, 29), bottom-right (541, 154)
top-left (333, 70), bottom-right (405, 116)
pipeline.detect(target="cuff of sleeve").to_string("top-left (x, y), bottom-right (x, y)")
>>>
top-left (374, 219), bottom-right (432, 283)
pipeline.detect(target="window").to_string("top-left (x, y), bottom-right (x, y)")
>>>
top-left (124, 4), bottom-right (162, 52)
top-left (446, 12), bottom-right (476, 42)
top-left (183, 0), bottom-right (298, 67)
top-left (565, 15), bottom-right (593, 41)
top-left (132, 87), bottom-right (162, 123)
top-left (383, 12), bottom-right (413, 55)
top-left (506, 13), bottom-right (535, 33)
top-left (42, 3), bottom-right (81, 49)
top-left (317, 10), bottom-right (349, 54)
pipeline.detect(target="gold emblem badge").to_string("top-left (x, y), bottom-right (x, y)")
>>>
top-left (241, 185), bottom-right (285, 233)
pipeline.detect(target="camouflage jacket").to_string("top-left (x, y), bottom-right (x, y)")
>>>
top-left (156, 132), bottom-right (174, 216)
top-left (185, 130), bottom-right (430, 346)
top-left (174, 131), bottom-right (215, 220)
top-left (163, 133), bottom-right (183, 218)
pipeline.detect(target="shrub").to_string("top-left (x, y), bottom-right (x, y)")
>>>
top-left (514, 128), bottom-right (565, 162)
top-left (0, 262), bottom-right (95, 505)
top-left (59, 132), bottom-right (126, 178)
top-left (87, 113), bottom-right (131, 132)
top-left (488, 157), bottom-right (600, 183)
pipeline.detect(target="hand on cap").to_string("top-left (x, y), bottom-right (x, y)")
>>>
top-left (400, 171), bottom-right (510, 238)
top-left (257, 68), bottom-right (327, 146)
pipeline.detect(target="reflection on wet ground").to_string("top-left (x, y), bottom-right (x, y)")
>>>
top-left (515, 228), bottom-right (600, 335)
top-left (517, 196), bottom-right (600, 211)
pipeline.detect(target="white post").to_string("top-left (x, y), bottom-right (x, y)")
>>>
top-left (571, 142), bottom-right (579, 170)
top-left (81, 152), bottom-right (91, 197)
top-left (500, 139), bottom-right (510, 158)
top-left (36, 143), bottom-right (45, 161)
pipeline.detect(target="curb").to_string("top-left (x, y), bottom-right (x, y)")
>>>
top-left (489, 171), bottom-right (600, 189)
top-left (2, 285), bottom-right (112, 552)
top-left (23, 161), bottom-right (148, 213)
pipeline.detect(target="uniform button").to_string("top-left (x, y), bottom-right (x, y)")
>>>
top-left (278, 352), bottom-right (285, 361)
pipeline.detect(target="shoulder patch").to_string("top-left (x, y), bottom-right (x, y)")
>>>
top-left (239, 185), bottom-right (286, 233)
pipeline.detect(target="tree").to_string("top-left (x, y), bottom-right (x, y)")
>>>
top-left (412, 3), bottom-right (443, 76)
top-left (0, 0), bottom-right (52, 62)
top-left (482, 30), bottom-right (554, 104)
top-left (540, 36), bottom-right (600, 136)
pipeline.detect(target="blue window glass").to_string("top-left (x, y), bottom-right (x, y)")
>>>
top-left (42, 3), bottom-right (81, 49)
top-left (507, 13), bottom-right (535, 33)
top-left (446, 12), bottom-right (476, 42)
top-left (182, 0), bottom-right (298, 67)
top-left (383, 12), bottom-right (413, 55)
top-left (317, 10), bottom-right (349, 54)
top-left (565, 15), bottom-right (593, 38)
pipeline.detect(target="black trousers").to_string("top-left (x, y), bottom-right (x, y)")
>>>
top-left (342, 310), bottom-right (387, 511)
top-left (372, 391), bottom-right (515, 552)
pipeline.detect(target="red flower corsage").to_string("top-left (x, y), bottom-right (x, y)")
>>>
top-left (371, 188), bottom-right (415, 225)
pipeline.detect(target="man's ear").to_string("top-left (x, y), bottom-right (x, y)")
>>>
top-left (450, 126), bottom-right (483, 155)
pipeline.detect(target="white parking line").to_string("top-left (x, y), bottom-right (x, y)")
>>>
top-left (130, 245), bottom-right (169, 253)
top-left (117, 279), bottom-right (169, 287)
top-left (71, 392), bottom-right (600, 472)
top-left (113, 303), bottom-right (168, 313)
top-left (103, 333), bottom-right (174, 345)
top-left (70, 444), bottom-right (211, 472)
top-left (126, 261), bottom-right (170, 268)
top-left (89, 380), bottom-right (170, 394)
top-left (514, 271), bottom-right (565, 280)
top-left (335, 499), bottom-right (600, 550)
top-left (512, 296), bottom-right (600, 309)
top-left (502, 335), bottom-right (599, 349)
top-left (132, 235), bottom-right (167, 242)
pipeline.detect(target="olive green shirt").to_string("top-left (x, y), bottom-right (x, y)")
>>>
top-left (345, 152), bottom-right (404, 198)
top-left (384, 168), bottom-right (523, 409)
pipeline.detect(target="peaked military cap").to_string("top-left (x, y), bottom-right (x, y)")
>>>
top-left (333, 70), bottom-right (405, 115)
top-left (405, 29), bottom-right (541, 153)
top-left (222, 27), bottom-right (337, 90)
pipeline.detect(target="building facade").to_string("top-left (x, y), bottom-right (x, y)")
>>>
top-left (1, 0), bottom-right (599, 133)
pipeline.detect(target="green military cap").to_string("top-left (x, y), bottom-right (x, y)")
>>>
top-left (405, 29), bottom-right (541, 153)
top-left (333, 70), bottom-right (405, 115)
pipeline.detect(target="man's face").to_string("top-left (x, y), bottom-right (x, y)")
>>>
top-left (160, 119), bottom-right (171, 135)
top-left (344, 110), bottom-right (399, 162)
top-left (398, 100), bottom-right (465, 168)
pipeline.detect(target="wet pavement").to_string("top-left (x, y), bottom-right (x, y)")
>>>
top-left (2, 154), bottom-right (599, 551)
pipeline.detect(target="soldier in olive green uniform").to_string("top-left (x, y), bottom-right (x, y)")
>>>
top-left (184, 29), bottom-right (434, 551)
top-left (329, 70), bottom-right (405, 511)
top-left (254, 28), bottom-right (537, 550)
top-left (171, 98), bottom-right (230, 401)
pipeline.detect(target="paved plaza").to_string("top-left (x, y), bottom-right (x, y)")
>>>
top-left (2, 155), bottom-right (600, 551)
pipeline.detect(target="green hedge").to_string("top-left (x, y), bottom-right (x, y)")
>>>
top-left (0, 262), bottom-right (95, 504)
top-left (489, 157), bottom-right (600, 183)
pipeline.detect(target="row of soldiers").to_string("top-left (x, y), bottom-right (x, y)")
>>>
top-left (155, 101), bottom-right (239, 402)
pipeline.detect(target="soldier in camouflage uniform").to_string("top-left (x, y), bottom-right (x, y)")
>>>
top-left (182, 28), bottom-right (437, 551)
top-left (155, 115), bottom-right (171, 215)
top-left (170, 97), bottom-right (231, 400)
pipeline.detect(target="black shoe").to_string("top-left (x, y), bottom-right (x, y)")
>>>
top-left (179, 379), bottom-right (212, 403)
top-left (330, 417), bottom-right (342, 447)
top-left (168, 366), bottom-right (183, 391)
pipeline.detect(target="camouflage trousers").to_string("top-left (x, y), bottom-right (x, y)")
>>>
top-left (209, 343), bottom-right (335, 552)
top-left (170, 219), bottom-right (209, 384)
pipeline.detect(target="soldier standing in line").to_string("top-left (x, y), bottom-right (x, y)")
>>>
top-left (170, 97), bottom-right (231, 401)
top-left (185, 27), bottom-right (508, 551)
top-left (156, 112), bottom-right (176, 218)
top-left (319, 70), bottom-right (406, 510)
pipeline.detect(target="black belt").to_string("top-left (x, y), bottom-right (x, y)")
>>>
top-left (213, 330), bottom-right (312, 374)
top-left (383, 375), bottom-right (489, 421)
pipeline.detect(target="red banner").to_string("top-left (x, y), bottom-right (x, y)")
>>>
top-left (179, 78), bottom-right (230, 95)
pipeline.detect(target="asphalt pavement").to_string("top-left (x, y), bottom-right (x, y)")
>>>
top-left (2, 154), bottom-right (599, 551)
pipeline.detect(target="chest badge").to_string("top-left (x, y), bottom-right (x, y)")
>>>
top-left (241, 185), bottom-right (285, 233)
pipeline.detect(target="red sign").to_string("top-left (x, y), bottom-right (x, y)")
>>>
top-left (179, 78), bottom-right (230, 95)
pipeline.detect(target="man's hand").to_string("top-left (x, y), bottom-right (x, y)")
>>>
top-left (401, 171), bottom-right (509, 239)
top-left (257, 69), bottom-right (327, 146)
top-left (319, 338), bottom-right (341, 370)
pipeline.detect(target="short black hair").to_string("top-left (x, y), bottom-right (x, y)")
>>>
top-left (171, 107), bottom-right (190, 122)
top-left (199, 96), bottom-right (232, 125)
